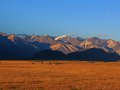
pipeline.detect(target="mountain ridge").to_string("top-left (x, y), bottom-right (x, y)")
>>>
top-left (32, 48), bottom-right (120, 61)
top-left (0, 32), bottom-right (120, 61)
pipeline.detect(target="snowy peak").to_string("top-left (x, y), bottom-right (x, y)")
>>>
top-left (55, 35), bottom-right (68, 40)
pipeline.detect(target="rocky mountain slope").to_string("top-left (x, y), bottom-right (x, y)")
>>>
top-left (50, 43), bottom-right (80, 54)
top-left (0, 32), bottom-right (120, 60)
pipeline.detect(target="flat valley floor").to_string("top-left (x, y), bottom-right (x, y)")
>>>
top-left (0, 61), bottom-right (120, 90)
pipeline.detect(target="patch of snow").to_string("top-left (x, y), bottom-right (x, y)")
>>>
top-left (55, 35), bottom-right (68, 40)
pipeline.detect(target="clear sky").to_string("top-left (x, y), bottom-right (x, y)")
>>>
top-left (0, 0), bottom-right (120, 40)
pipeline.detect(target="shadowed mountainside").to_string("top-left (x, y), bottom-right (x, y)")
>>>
top-left (67, 48), bottom-right (120, 61)
top-left (0, 34), bottom-right (50, 59)
top-left (32, 49), bottom-right (66, 60)
top-left (31, 48), bottom-right (120, 61)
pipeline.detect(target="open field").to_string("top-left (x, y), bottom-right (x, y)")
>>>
top-left (0, 61), bottom-right (120, 90)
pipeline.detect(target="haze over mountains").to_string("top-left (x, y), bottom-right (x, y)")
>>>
top-left (0, 32), bottom-right (120, 61)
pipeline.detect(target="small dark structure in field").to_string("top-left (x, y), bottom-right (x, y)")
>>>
top-left (32, 61), bottom-right (34, 64)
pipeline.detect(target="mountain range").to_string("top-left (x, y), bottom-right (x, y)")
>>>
top-left (0, 32), bottom-right (120, 61)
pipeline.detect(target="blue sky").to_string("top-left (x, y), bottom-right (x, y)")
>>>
top-left (0, 0), bottom-right (120, 40)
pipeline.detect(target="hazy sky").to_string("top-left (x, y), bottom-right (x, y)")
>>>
top-left (0, 0), bottom-right (120, 40)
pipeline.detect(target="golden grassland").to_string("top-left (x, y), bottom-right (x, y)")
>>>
top-left (0, 60), bottom-right (120, 90)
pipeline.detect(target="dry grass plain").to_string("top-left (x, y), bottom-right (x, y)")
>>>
top-left (0, 61), bottom-right (120, 90)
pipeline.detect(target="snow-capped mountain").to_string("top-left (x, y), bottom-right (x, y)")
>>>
top-left (1, 32), bottom-right (120, 60)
